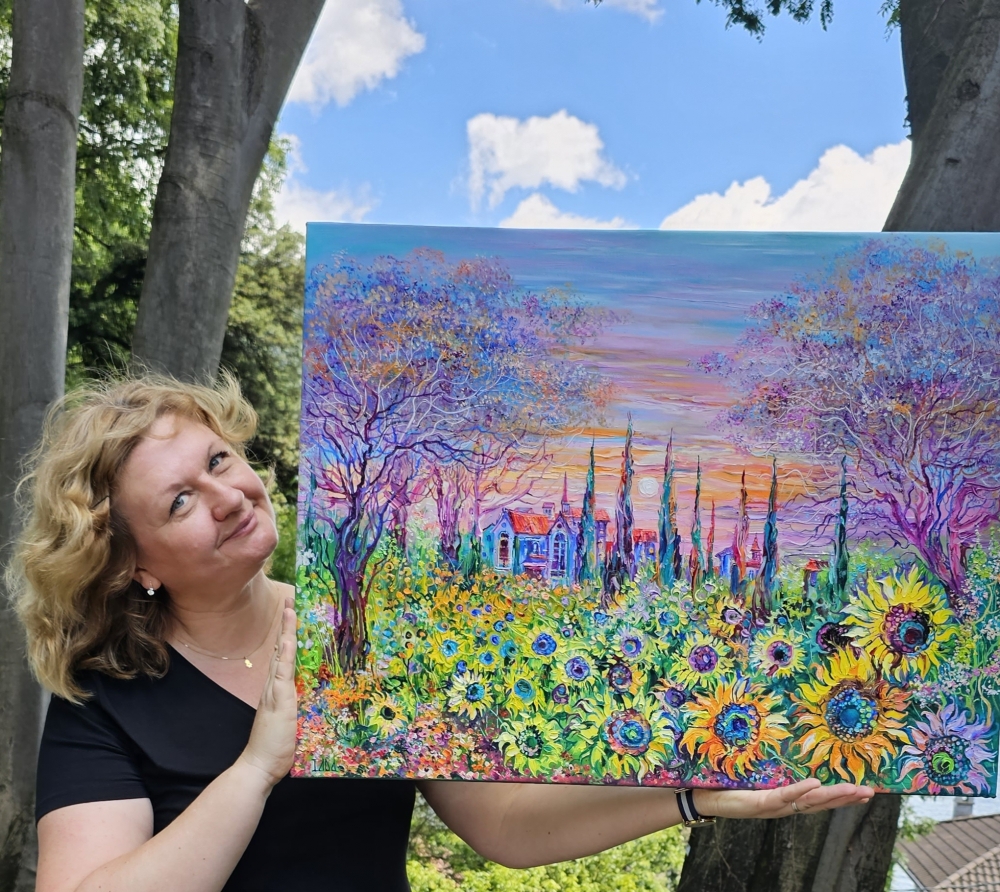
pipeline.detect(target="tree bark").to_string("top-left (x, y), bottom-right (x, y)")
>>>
top-left (0, 0), bottom-right (84, 886)
top-left (131, 0), bottom-right (324, 381)
top-left (886, 0), bottom-right (1000, 230)
top-left (678, 798), bottom-right (899, 892)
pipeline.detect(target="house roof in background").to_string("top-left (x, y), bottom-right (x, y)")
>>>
top-left (897, 813), bottom-right (1000, 891)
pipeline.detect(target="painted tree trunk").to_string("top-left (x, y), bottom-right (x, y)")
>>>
top-left (329, 523), bottom-right (373, 673)
top-left (0, 0), bottom-right (84, 885)
top-left (131, 0), bottom-right (324, 381)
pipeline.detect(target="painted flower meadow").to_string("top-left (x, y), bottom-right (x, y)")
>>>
top-left (293, 227), bottom-right (1000, 794)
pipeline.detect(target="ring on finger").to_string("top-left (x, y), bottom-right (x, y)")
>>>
top-left (792, 800), bottom-right (801, 813)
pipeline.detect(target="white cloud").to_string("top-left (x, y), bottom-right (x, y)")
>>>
top-left (499, 193), bottom-right (631, 229)
top-left (543, 0), bottom-right (663, 22)
top-left (274, 135), bottom-right (375, 232)
top-left (660, 140), bottom-right (911, 232)
top-left (467, 110), bottom-right (627, 210)
top-left (288, 0), bottom-right (425, 109)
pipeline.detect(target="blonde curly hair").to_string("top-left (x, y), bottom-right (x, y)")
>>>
top-left (7, 373), bottom-right (260, 702)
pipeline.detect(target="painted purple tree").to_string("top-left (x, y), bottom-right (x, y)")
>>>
top-left (302, 250), bottom-right (611, 670)
top-left (703, 240), bottom-right (1000, 604)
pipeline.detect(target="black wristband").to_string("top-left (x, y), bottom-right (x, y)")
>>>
top-left (676, 788), bottom-right (716, 826)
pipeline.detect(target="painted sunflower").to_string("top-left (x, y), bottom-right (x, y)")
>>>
top-left (707, 598), bottom-right (747, 641)
top-left (681, 678), bottom-right (790, 778)
top-left (573, 692), bottom-right (676, 781)
top-left (447, 669), bottom-right (493, 722)
top-left (672, 631), bottom-right (734, 690)
top-left (365, 690), bottom-right (411, 738)
top-left (898, 702), bottom-right (995, 795)
top-left (750, 627), bottom-right (807, 680)
top-left (497, 713), bottom-right (565, 776)
top-left (843, 566), bottom-right (957, 679)
top-left (794, 650), bottom-right (909, 784)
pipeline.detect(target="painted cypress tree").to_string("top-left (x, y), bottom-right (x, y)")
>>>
top-left (658, 433), bottom-right (677, 589)
top-left (689, 457), bottom-right (704, 593)
top-left (730, 469), bottom-right (749, 597)
top-left (830, 453), bottom-right (850, 603)
top-left (706, 499), bottom-right (716, 580)
top-left (603, 415), bottom-right (635, 604)
top-left (751, 458), bottom-right (779, 618)
top-left (578, 439), bottom-right (598, 585)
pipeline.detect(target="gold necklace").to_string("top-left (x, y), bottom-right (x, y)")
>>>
top-left (176, 602), bottom-right (281, 669)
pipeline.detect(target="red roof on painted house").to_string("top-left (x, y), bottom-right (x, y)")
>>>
top-left (633, 529), bottom-right (657, 544)
top-left (565, 507), bottom-right (611, 523)
top-left (508, 511), bottom-right (552, 535)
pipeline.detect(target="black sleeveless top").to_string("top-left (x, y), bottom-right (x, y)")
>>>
top-left (36, 645), bottom-right (416, 891)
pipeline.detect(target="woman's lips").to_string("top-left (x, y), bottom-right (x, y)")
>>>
top-left (225, 509), bottom-right (257, 543)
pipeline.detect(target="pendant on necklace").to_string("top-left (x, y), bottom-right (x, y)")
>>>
top-left (244, 658), bottom-right (253, 668)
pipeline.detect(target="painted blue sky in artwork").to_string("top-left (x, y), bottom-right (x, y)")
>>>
top-left (277, 1), bottom-right (908, 232)
top-left (305, 226), bottom-right (1000, 547)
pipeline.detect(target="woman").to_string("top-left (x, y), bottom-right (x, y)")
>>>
top-left (10, 374), bottom-right (873, 892)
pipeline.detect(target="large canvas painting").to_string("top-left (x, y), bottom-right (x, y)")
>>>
top-left (293, 226), bottom-right (1000, 795)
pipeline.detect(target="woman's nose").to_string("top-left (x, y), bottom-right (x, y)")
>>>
top-left (209, 478), bottom-right (245, 520)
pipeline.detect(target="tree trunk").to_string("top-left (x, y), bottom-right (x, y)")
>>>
top-left (886, 0), bottom-right (1000, 230)
top-left (131, 0), bottom-right (324, 382)
top-left (678, 797), bottom-right (900, 892)
top-left (0, 0), bottom-right (84, 886)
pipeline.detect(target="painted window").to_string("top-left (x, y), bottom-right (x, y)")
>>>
top-left (552, 532), bottom-right (567, 576)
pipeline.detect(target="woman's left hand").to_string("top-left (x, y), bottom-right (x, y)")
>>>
top-left (695, 778), bottom-right (874, 821)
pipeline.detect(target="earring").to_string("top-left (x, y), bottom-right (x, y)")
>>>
top-left (146, 587), bottom-right (156, 597)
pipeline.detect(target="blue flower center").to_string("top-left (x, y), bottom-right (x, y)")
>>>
top-left (566, 657), bottom-right (591, 681)
top-left (532, 633), bottom-right (557, 656)
top-left (604, 709), bottom-right (653, 756)
top-left (621, 635), bottom-right (643, 658)
top-left (466, 683), bottom-right (485, 703)
top-left (767, 641), bottom-right (793, 667)
top-left (552, 683), bottom-right (569, 704)
top-left (608, 663), bottom-right (633, 692)
top-left (513, 679), bottom-right (534, 701)
top-left (713, 703), bottom-right (761, 748)
top-left (825, 685), bottom-right (878, 741)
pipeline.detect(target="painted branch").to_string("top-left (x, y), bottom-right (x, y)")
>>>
top-left (0, 0), bottom-right (85, 884)
top-left (132, 0), bottom-right (324, 381)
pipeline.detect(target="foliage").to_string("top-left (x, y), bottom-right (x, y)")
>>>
top-left (702, 240), bottom-right (1000, 600)
top-left (407, 791), bottom-right (686, 891)
top-left (301, 252), bottom-right (614, 668)
top-left (295, 504), bottom-right (996, 793)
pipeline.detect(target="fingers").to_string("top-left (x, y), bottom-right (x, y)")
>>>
top-left (778, 781), bottom-right (874, 817)
top-left (273, 600), bottom-right (297, 684)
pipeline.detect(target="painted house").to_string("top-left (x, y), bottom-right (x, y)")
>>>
top-left (716, 535), bottom-right (763, 582)
top-left (633, 529), bottom-right (658, 564)
top-left (482, 476), bottom-right (610, 582)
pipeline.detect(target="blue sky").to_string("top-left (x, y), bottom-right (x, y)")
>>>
top-left (276, 0), bottom-right (909, 232)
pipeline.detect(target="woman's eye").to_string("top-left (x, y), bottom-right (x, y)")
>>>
top-left (209, 450), bottom-right (230, 471)
top-left (169, 493), bottom-right (188, 515)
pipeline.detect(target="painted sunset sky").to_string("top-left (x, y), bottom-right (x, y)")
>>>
top-left (305, 226), bottom-right (1000, 559)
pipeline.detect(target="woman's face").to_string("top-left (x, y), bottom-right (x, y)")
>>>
top-left (115, 413), bottom-right (278, 597)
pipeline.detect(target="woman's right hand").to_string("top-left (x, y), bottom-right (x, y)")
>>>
top-left (239, 597), bottom-right (298, 787)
